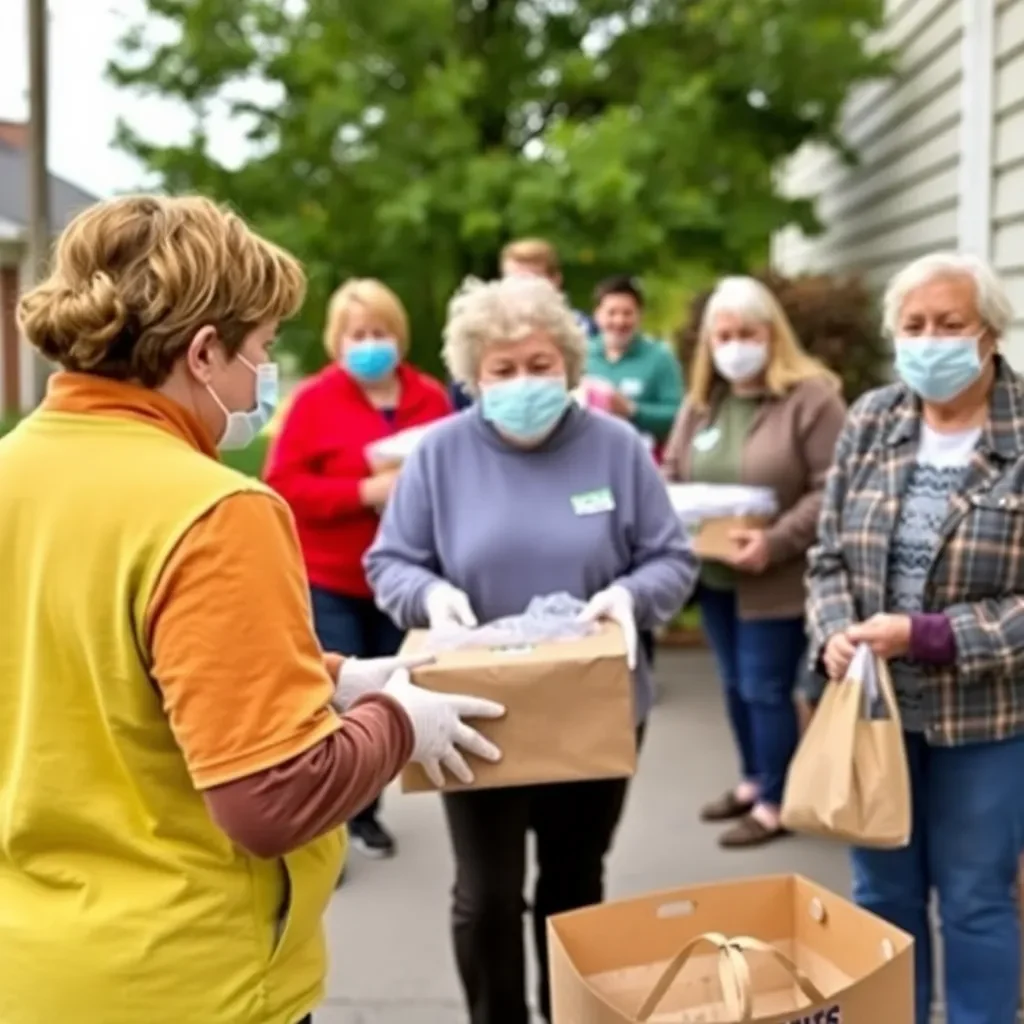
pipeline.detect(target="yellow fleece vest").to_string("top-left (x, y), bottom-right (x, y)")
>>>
top-left (0, 410), bottom-right (344, 1024)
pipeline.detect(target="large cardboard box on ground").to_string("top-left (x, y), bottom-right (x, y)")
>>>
top-left (400, 622), bottom-right (636, 794)
top-left (548, 874), bottom-right (914, 1024)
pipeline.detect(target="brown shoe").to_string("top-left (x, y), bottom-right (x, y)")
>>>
top-left (718, 814), bottom-right (789, 849)
top-left (699, 791), bottom-right (755, 823)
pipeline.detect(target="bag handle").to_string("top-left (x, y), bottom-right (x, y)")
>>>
top-left (635, 932), bottom-right (827, 1023)
top-left (850, 643), bottom-right (900, 721)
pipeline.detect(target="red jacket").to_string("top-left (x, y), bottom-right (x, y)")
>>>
top-left (264, 363), bottom-right (451, 598)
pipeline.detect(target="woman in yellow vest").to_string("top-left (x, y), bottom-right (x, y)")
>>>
top-left (0, 194), bottom-right (503, 1024)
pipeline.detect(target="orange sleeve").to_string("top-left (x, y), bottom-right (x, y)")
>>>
top-left (146, 490), bottom-right (343, 789)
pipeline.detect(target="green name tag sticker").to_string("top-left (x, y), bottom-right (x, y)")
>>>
top-left (571, 487), bottom-right (616, 516)
top-left (692, 426), bottom-right (721, 453)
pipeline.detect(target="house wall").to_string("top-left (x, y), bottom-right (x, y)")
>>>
top-left (773, 0), bottom-right (963, 284)
top-left (992, 0), bottom-right (1024, 358)
top-left (773, 0), bottom-right (1024, 369)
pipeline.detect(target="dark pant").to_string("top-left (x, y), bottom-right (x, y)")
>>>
top-left (852, 731), bottom-right (1024, 1024)
top-left (443, 727), bottom-right (644, 1024)
top-left (697, 585), bottom-right (804, 807)
top-left (310, 585), bottom-right (403, 824)
top-left (640, 628), bottom-right (656, 668)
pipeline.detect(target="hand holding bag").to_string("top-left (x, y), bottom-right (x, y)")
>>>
top-left (781, 644), bottom-right (911, 848)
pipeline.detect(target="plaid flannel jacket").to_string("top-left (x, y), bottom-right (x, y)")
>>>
top-left (806, 357), bottom-right (1024, 746)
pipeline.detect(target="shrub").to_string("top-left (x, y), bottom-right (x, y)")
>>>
top-left (674, 270), bottom-right (889, 403)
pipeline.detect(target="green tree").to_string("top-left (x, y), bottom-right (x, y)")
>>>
top-left (109, 0), bottom-right (889, 373)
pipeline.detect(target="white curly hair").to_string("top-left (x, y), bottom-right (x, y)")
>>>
top-left (882, 251), bottom-right (1013, 338)
top-left (442, 275), bottom-right (587, 396)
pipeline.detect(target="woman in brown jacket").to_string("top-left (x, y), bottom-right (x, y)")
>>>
top-left (664, 276), bottom-right (846, 847)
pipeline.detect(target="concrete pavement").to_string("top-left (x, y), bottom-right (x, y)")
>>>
top-left (317, 647), bottom-right (851, 1024)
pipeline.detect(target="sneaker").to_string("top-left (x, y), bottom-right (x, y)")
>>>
top-left (349, 817), bottom-right (396, 859)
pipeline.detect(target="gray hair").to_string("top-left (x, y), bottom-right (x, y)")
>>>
top-left (882, 251), bottom-right (1013, 337)
top-left (442, 275), bottom-right (587, 395)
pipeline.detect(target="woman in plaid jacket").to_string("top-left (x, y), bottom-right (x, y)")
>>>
top-left (807, 252), bottom-right (1024, 1024)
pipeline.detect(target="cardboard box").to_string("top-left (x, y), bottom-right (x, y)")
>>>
top-left (548, 874), bottom-right (913, 1024)
top-left (691, 514), bottom-right (772, 562)
top-left (400, 622), bottom-right (637, 794)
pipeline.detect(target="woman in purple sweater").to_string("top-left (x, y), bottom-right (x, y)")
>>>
top-left (365, 275), bottom-right (697, 1024)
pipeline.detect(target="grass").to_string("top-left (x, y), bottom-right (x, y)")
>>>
top-left (221, 435), bottom-right (269, 477)
top-left (669, 602), bottom-right (702, 632)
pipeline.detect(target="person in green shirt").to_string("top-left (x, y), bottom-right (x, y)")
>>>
top-left (585, 275), bottom-right (684, 450)
top-left (585, 275), bottom-right (684, 673)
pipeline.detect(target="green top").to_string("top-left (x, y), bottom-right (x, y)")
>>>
top-left (689, 393), bottom-right (761, 590)
top-left (585, 334), bottom-right (683, 442)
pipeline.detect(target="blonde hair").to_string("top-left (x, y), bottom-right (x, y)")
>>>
top-left (17, 194), bottom-right (305, 386)
top-left (882, 251), bottom-right (1013, 337)
top-left (688, 276), bottom-right (840, 408)
top-left (323, 278), bottom-right (410, 360)
top-left (500, 237), bottom-right (560, 277)
top-left (443, 275), bottom-right (585, 395)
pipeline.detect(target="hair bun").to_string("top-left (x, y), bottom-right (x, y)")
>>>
top-left (17, 270), bottom-right (129, 370)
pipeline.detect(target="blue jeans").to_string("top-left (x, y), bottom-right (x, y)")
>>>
top-left (697, 585), bottom-right (805, 807)
top-left (309, 586), bottom-right (404, 823)
top-left (851, 731), bottom-right (1024, 1024)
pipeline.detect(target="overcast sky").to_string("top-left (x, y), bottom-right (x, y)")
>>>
top-left (0, 0), bottom-right (246, 198)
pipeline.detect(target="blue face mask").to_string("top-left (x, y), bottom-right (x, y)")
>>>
top-left (480, 375), bottom-right (569, 444)
top-left (894, 335), bottom-right (985, 403)
top-left (344, 339), bottom-right (399, 382)
top-left (210, 358), bottom-right (279, 451)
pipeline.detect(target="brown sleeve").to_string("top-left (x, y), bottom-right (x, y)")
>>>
top-left (662, 400), bottom-right (696, 482)
top-left (205, 694), bottom-right (414, 859)
top-left (147, 491), bottom-right (415, 857)
top-left (764, 383), bottom-right (848, 565)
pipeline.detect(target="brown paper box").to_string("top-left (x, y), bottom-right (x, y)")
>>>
top-left (692, 515), bottom-right (772, 562)
top-left (548, 874), bottom-right (914, 1024)
top-left (399, 622), bottom-right (636, 794)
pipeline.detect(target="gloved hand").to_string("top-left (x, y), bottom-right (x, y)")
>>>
top-left (384, 669), bottom-right (505, 787)
top-left (333, 653), bottom-right (436, 711)
top-left (578, 584), bottom-right (638, 670)
top-left (424, 582), bottom-right (478, 629)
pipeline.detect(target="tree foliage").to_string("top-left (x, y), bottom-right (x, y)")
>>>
top-left (109, 0), bottom-right (890, 373)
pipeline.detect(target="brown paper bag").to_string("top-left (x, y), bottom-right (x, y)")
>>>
top-left (548, 874), bottom-right (914, 1024)
top-left (781, 645), bottom-right (910, 849)
top-left (400, 622), bottom-right (636, 794)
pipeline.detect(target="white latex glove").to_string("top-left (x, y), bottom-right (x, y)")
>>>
top-left (384, 669), bottom-right (505, 787)
top-left (577, 584), bottom-right (638, 670)
top-left (424, 582), bottom-right (478, 629)
top-left (333, 653), bottom-right (436, 711)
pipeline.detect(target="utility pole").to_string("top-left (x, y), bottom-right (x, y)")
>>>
top-left (26, 0), bottom-right (51, 401)
top-left (26, 0), bottom-right (50, 286)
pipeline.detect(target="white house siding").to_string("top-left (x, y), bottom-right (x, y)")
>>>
top-left (776, 0), bottom-right (1024, 368)
top-left (993, 0), bottom-right (1024, 362)
top-left (773, 0), bottom-right (964, 293)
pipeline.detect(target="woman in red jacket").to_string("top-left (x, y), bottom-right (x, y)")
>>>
top-left (265, 278), bottom-right (451, 858)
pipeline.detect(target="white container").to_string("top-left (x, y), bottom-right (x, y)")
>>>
top-left (666, 483), bottom-right (778, 526)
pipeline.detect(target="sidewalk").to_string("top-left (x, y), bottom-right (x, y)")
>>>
top-left (317, 647), bottom-right (850, 1023)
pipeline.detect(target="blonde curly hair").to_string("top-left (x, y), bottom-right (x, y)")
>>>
top-left (17, 194), bottom-right (306, 386)
top-left (442, 275), bottom-right (586, 396)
